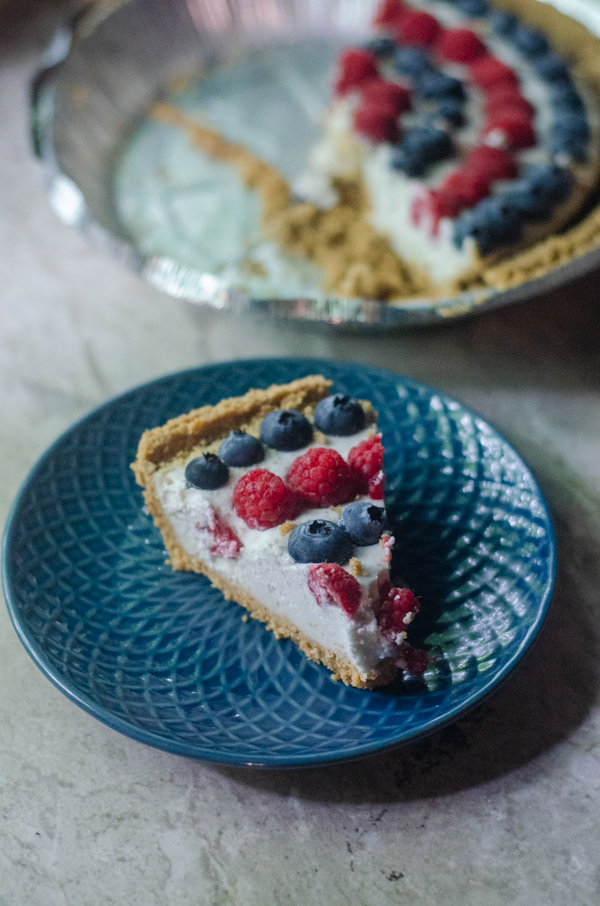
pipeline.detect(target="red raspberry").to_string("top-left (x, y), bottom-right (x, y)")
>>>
top-left (400, 642), bottom-right (429, 675)
top-left (334, 49), bottom-right (379, 96)
top-left (348, 434), bottom-right (384, 486)
top-left (465, 145), bottom-right (518, 182)
top-left (354, 102), bottom-right (400, 143)
top-left (438, 170), bottom-right (491, 216)
top-left (373, 0), bottom-right (406, 29)
top-left (377, 586), bottom-right (419, 644)
top-left (207, 511), bottom-right (242, 558)
top-left (470, 56), bottom-right (519, 91)
top-left (368, 469), bottom-right (385, 500)
top-left (361, 79), bottom-right (412, 114)
top-left (436, 28), bottom-right (487, 63)
top-left (233, 469), bottom-right (297, 530)
top-left (307, 563), bottom-right (362, 617)
top-left (483, 112), bottom-right (536, 150)
top-left (395, 10), bottom-right (441, 47)
top-left (484, 88), bottom-right (535, 119)
top-left (287, 448), bottom-right (358, 508)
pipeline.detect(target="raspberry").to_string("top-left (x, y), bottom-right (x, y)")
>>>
top-left (287, 448), bottom-right (358, 507)
top-left (207, 512), bottom-right (242, 559)
top-left (361, 79), bottom-right (412, 114)
top-left (483, 112), bottom-right (536, 150)
top-left (373, 0), bottom-right (406, 29)
top-left (438, 170), bottom-right (491, 216)
top-left (395, 10), bottom-right (441, 47)
top-left (233, 469), bottom-right (297, 530)
top-left (484, 88), bottom-right (535, 118)
top-left (348, 433), bottom-right (384, 484)
top-left (436, 28), bottom-right (487, 63)
top-left (470, 56), bottom-right (519, 90)
top-left (377, 586), bottom-right (419, 644)
top-left (368, 469), bottom-right (385, 500)
top-left (465, 145), bottom-right (518, 182)
top-left (354, 102), bottom-right (401, 143)
top-left (400, 643), bottom-right (429, 675)
top-left (307, 563), bottom-right (362, 617)
top-left (334, 49), bottom-right (379, 96)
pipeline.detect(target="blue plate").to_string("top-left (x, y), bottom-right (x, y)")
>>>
top-left (2, 359), bottom-right (556, 767)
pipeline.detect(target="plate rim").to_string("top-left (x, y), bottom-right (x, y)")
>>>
top-left (2, 357), bottom-right (558, 767)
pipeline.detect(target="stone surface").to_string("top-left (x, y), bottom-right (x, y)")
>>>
top-left (1, 3), bottom-right (600, 904)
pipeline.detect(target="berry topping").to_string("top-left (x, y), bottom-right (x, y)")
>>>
top-left (454, 197), bottom-right (524, 256)
top-left (399, 642), bottom-right (430, 676)
top-left (465, 145), bottom-right (518, 182)
top-left (373, 0), bottom-right (406, 29)
top-left (483, 111), bottom-right (536, 151)
top-left (313, 393), bottom-right (366, 436)
top-left (287, 447), bottom-right (358, 507)
top-left (436, 28), bottom-right (487, 64)
top-left (525, 165), bottom-right (575, 204)
top-left (393, 46), bottom-right (433, 79)
top-left (470, 56), bottom-right (519, 91)
top-left (392, 126), bottom-right (454, 177)
top-left (456, 0), bottom-right (489, 16)
top-left (368, 470), bottom-right (385, 500)
top-left (364, 36), bottom-right (397, 58)
top-left (354, 102), bottom-right (401, 143)
top-left (219, 430), bottom-right (265, 467)
top-left (377, 586), bottom-right (420, 645)
top-left (233, 469), bottom-right (297, 530)
top-left (433, 100), bottom-right (466, 128)
top-left (395, 10), bottom-right (441, 47)
top-left (417, 71), bottom-right (466, 102)
top-left (185, 453), bottom-right (229, 490)
top-left (552, 112), bottom-right (590, 143)
top-left (534, 53), bottom-right (570, 84)
top-left (288, 519), bottom-right (354, 564)
top-left (334, 49), bottom-right (379, 96)
top-left (484, 87), bottom-right (535, 119)
top-left (207, 512), bottom-right (242, 559)
top-left (307, 563), bottom-right (362, 617)
top-left (512, 25), bottom-right (549, 59)
top-left (489, 10), bottom-right (517, 36)
top-left (551, 84), bottom-right (584, 115)
top-left (340, 502), bottom-right (387, 545)
top-left (260, 409), bottom-right (313, 451)
top-left (436, 170), bottom-right (490, 217)
top-left (348, 433), bottom-right (384, 484)
top-left (361, 79), bottom-right (412, 114)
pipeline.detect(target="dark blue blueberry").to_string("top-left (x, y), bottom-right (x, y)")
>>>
top-left (512, 25), bottom-right (549, 58)
top-left (340, 503), bottom-right (387, 546)
top-left (185, 453), bottom-right (229, 490)
top-left (219, 430), bottom-right (265, 467)
top-left (394, 46), bottom-right (432, 79)
top-left (552, 112), bottom-right (590, 144)
top-left (500, 181), bottom-right (553, 223)
top-left (534, 53), bottom-right (570, 84)
top-left (260, 409), bottom-right (313, 451)
top-left (392, 126), bottom-right (454, 177)
top-left (552, 135), bottom-right (588, 163)
top-left (313, 394), bottom-right (366, 436)
top-left (417, 71), bottom-right (466, 102)
top-left (456, 0), bottom-right (489, 16)
top-left (365, 36), bottom-right (396, 57)
top-left (434, 100), bottom-right (466, 128)
top-left (525, 166), bottom-right (575, 204)
top-left (288, 520), bottom-right (354, 565)
top-left (453, 198), bottom-right (524, 256)
top-left (489, 10), bottom-right (517, 35)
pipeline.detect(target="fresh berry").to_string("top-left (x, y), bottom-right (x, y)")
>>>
top-left (483, 112), bottom-right (536, 150)
top-left (534, 53), bottom-right (570, 84)
top-left (417, 71), bottom-right (466, 102)
top-left (287, 448), bottom-right (358, 507)
top-left (361, 80), bottom-right (412, 113)
top-left (436, 28), bottom-right (487, 64)
top-left (499, 180), bottom-right (552, 222)
top-left (470, 56), bottom-right (519, 91)
top-left (354, 102), bottom-right (400, 143)
top-left (456, 0), bottom-right (489, 16)
top-left (395, 10), bottom-right (441, 47)
top-left (307, 563), bottom-right (362, 617)
top-left (484, 87), bottom-right (535, 119)
top-left (232, 469), bottom-right (297, 529)
top-left (373, 0), bottom-right (405, 29)
top-left (334, 49), bottom-right (379, 96)
top-left (512, 25), bottom-right (549, 58)
top-left (340, 502), bottom-right (387, 545)
top-left (313, 393), bottom-right (366, 436)
top-left (377, 586), bottom-right (419, 644)
top-left (465, 145), bottom-right (518, 182)
top-left (393, 46), bottom-right (433, 79)
top-left (489, 10), bottom-right (517, 36)
top-left (433, 100), bottom-right (466, 128)
top-left (368, 470), bottom-right (385, 500)
top-left (219, 430), bottom-right (264, 467)
top-left (348, 434), bottom-right (384, 485)
top-left (207, 512), bottom-right (242, 559)
top-left (288, 519), bottom-right (354, 564)
top-left (525, 165), bottom-right (574, 204)
top-left (399, 642), bottom-right (429, 675)
top-left (365, 36), bottom-right (396, 58)
top-left (435, 171), bottom-right (489, 218)
top-left (185, 453), bottom-right (229, 490)
top-left (260, 409), bottom-right (313, 451)
top-left (392, 125), bottom-right (454, 177)
top-left (453, 197), bottom-right (524, 256)
top-left (550, 84), bottom-right (584, 115)
top-left (552, 112), bottom-right (590, 144)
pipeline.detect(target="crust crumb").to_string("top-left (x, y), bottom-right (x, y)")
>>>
top-left (279, 520), bottom-right (296, 537)
top-left (349, 557), bottom-right (364, 577)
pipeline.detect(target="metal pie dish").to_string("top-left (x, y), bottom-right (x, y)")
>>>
top-left (32, 0), bottom-right (600, 328)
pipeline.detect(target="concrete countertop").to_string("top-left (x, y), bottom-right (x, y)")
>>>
top-left (1, 3), bottom-right (600, 904)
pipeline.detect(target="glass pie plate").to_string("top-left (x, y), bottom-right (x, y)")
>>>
top-left (31, 0), bottom-right (600, 328)
top-left (2, 359), bottom-right (556, 767)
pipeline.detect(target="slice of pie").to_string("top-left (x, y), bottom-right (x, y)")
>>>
top-left (132, 375), bottom-right (426, 688)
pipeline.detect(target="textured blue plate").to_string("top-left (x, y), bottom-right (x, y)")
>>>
top-left (2, 359), bottom-right (555, 767)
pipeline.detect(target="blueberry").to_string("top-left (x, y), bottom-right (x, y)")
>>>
top-left (313, 394), bottom-right (366, 436)
top-left (365, 37), bottom-right (396, 57)
top-left (392, 126), bottom-right (454, 176)
top-left (288, 520), bottom-right (354, 564)
top-left (219, 430), bottom-right (265, 467)
top-left (551, 85), bottom-right (584, 115)
top-left (434, 100), bottom-right (466, 128)
top-left (185, 453), bottom-right (229, 490)
top-left (417, 71), bottom-right (466, 103)
top-left (525, 165), bottom-right (574, 204)
top-left (340, 503), bottom-right (387, 546)
top-left (454, 198), bottom-right (524, 256)
top-left (393, 47), bottom-right (433, 79)
top-left (260, 409), bottom-right (313, 451)
top-left (456, 0), bottom-right (489, 16)
top-left (552, 112), bottom-right (590, 144)
top-left (534, 53), bottom-right (570, 83)
top-left (512, 26), bottom-right (549, 58)
top-left (552, 135), bottom-right (588, 163)
top-left (500, 181), bottom-right (553, 222)
top-left (489, 10), bottom-right (517, 35)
